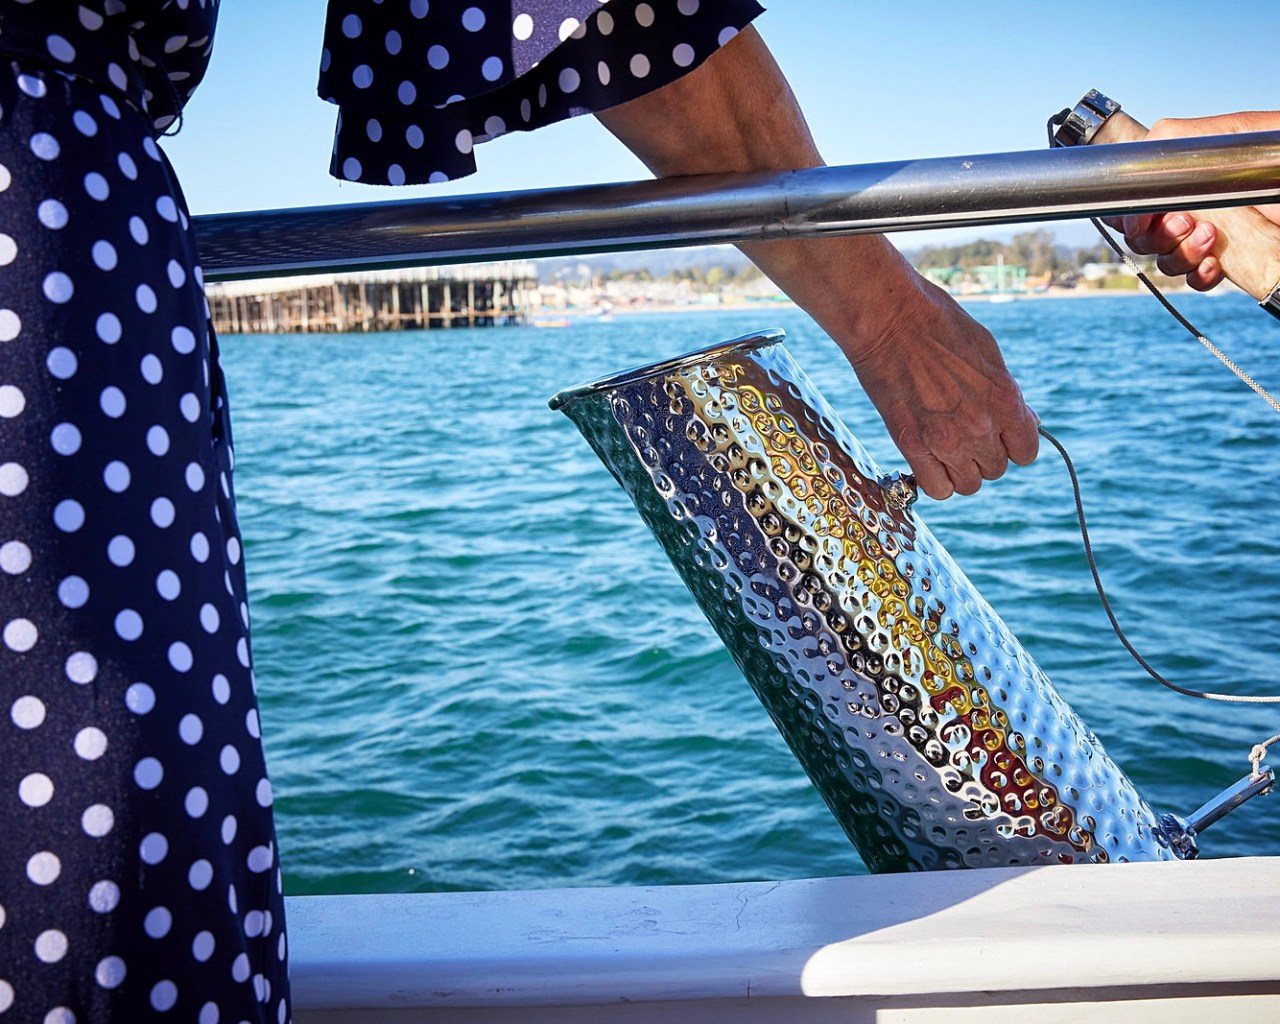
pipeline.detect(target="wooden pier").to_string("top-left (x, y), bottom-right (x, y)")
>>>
top-left (205, 263), bottom-right (538, 334)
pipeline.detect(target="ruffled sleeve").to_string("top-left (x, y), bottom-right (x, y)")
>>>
top-left (318, 0), bottom-right (766, 186)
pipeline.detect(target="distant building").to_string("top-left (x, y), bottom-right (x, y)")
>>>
top-left (206, 263), bottom-right (538, 334)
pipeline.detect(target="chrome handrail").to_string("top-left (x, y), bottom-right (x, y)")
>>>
top-left (194, 133), bottom-right (1280, 282)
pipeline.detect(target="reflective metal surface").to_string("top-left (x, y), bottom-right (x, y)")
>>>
top-left (196, 134), bottom-right (1280, 281)
top-left (552, 331), bottom-right (1184, 872)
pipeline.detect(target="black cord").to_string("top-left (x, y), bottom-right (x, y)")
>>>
top-left (1039, 425), bottom-right (1280, 704)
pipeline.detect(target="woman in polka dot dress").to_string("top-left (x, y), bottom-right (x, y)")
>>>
top-left (2, 1), bottom-right (1040, 1021)
top-left (0, 2), bottom-right (289, 1021)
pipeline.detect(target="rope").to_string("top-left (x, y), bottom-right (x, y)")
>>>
top-left (1039, 426), bottom-right (1280, 705)
top-left (1041, 110), bottom-right (1280, 779)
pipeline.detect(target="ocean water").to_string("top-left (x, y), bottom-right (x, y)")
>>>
top-left (219, 292), bottom-right (1280, 896)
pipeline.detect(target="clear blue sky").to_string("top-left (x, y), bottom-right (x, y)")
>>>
top-left (164, 1), bottom-right (1276, 248)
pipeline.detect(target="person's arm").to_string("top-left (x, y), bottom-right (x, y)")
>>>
top-left (1107, 112), bottom-right (1280, 290)
top-left (596, 27), bottom-right (1038, 500)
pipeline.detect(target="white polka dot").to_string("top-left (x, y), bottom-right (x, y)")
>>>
top-left (38, 198), bottom-right (69, 229)
top-left (186, 463), bottom-right (206, 492)
top-left (82, 803), bottom-right (115, 837)
top-left (247, 846), bottom-right (273, 873)
top-left (212, 674), bottom-right (231, 704)
top-left (31, 133), bottom-right (60, 160)
top-left (169, 641), bottom-right (193, 672)
top-left (397, 79), bottom-right (416, 104)
top-left (118, 152), bottom-right (138, 179)
top-left (388, 164), bottom-right (406, 185)
top-left (180, 393), bottom-right (201, 421)
top-left (673, 42), bottom-right (695, 67)
top-left (156, 195), bottom-right (178, 222)
top-left (189, 860), bottom-right (214, 891)
top-left (630, 53), bottom-right (651, 78)
top-left (237, 637), bottom-right (251, 667)
top-left (226, 536), bottom-right (241, 565)
top-left (463, 6), bottom-right (485, 30)
top-left (104, 461), bottom-right (131, 493)
top-left (0, 982), bottom-right (10, 1014)
top-left (406, 124), bottom-right (425, 149)
top-left (96, 956), bottom-right (126, 989)
top-left (145, 906), bottom-right (173, 938)
top-left (114, 608), bottom-right (143, 640)
top-left (126, 682), bottom-right (156, 714)
top-left (84, 172), bottom-right (109, 200)
top-left (170, 324), bottom-right (196, 353)
top-left (0, 462), bottom-right (28, 496)
top-left (47, 34), bottom-right (76, 62)
top-left (428, 44), bottom-right (450, 70)
top-left (135, 757), bottom-right (163, 789)
top-left (141, 833), bottom-right (174, 864)
top-left (141, 354), bottom-right (163, 384)
top-left (89, 880), bottom-right (121, 913)
top-left (96, 311), bottom-right (122, 343)
top-left (245, 909), bottom-right (265, 937)
top-left (385, 30), bottom-right (402, 55)
top-left (185, 785), bottom-right (208, 817)
top-left (0, 384), bottom-right (25, 417)
top-left (199, 603), bottom-right (220, 633)
top-left (192, 929), bottom-right (215, 959)
top-left (191, 531), bottom-right (210, 562)
top-left (455, 129), bottom-right (474, 156)
top-left (107, 534), bottom-right (135, 566)
top-left (136, 283), bottom-right (157, 313)
top-left (513, 13), bottom-right (534, 39)
top-left (221, 815), bottom-right (238, 844)
top-left (35, 929), bottom-right (68, 963)
top-left (342, 156), bottom-right (362, 180)
top-left (0, 309), bottom-right (20, 342)
top-left (483, 116), bottom-right (506, 139)
top-left (18, 73), bottom-right (47, 98)
top-left (232, 952), bottom-right (251, 982)
top-left (1, 540), bottom-right (32, 574)
top-left (151, 497), bottom-right (176, 528)
top-left (598, 11), bottom-right (615, 34)
top-left (342, 13), bottom-right (362, 38)
top-left (678, 0), bottom-right (701, 13)
top-left (151, 980), bottom-right (178, 1012)
top-left (46, 346), bottom-right (78, 379)
top-left (129, 216), bottom-right (149, 244)
top-left (43, 271), bottom-right (74, 303)
top-left (100, 93), bottom-right (121, 118)
top-left (100, 385), bottom-right (126, 417)
top-left (12, 695), bottom-right (46, 728)
top-left (353, 64), bottom-right (374, 88)
top-left (51, 422), bottom-right (82, 455)
top-left (156, 569), bottom-right (181, 600)
top-left (65, 650), bottom-right (97, 682)
top-left (256, 778), bottom-right (273, 807)
top-left (75, 727), bottom-right (108, 760)
top-left (143, 137), bottom-right (161, 161)
top-left (481, 56), bottom-right (503, 81)
top-left (636, 3), bottom-right (655, 27)
top-left (410, 0), bottom-right (429, 16)
top-left (175, 713), bottom-right (205, 746)
top-left (245, 708), bottom-right (261, 739)
top-left (718, 26), bottom-right (739, 45)
top-left (366, 118), bottom-right (383, 142)
top-left (221, 744), bottom-right (241, 774)
top-left (559, 68), bottom-right (580, 93)
top-left (0, 234), bottom-right (15, 265)
top-left (19, 773), bottom-right (54, 807)
top-left (28, 851), bottom-right (61, 885)
top-left (54, 498), bottom-right (85, 531)
top-left (558, 17), bottom-right (581, 41)
top-left (4, 617), bottom-right (37, 652)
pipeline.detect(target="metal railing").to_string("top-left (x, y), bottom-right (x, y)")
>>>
top-left (194, 133), bottom-right (1280, 282)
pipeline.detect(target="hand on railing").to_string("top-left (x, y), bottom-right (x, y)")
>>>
top-left (1101, 111), bottom-right (1280, 294)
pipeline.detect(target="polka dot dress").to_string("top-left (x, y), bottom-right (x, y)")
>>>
top-left (320, 0), bottom-right (767, 185)
top-left (0, 3), bottom-right (290, 1022)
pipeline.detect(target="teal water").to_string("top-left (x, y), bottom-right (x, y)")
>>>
top-left (220, 293), bottom-right (1280, 896)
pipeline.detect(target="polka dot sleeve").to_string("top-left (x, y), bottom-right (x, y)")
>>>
top-left (319, 0), bottom-right (767, 186)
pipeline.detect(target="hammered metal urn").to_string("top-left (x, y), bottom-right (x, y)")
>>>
top-left (551, 329), bottom-right (1184, 873)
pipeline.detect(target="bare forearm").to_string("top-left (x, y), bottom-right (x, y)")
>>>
top-left (596, 26), bottom-right (915, 355)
